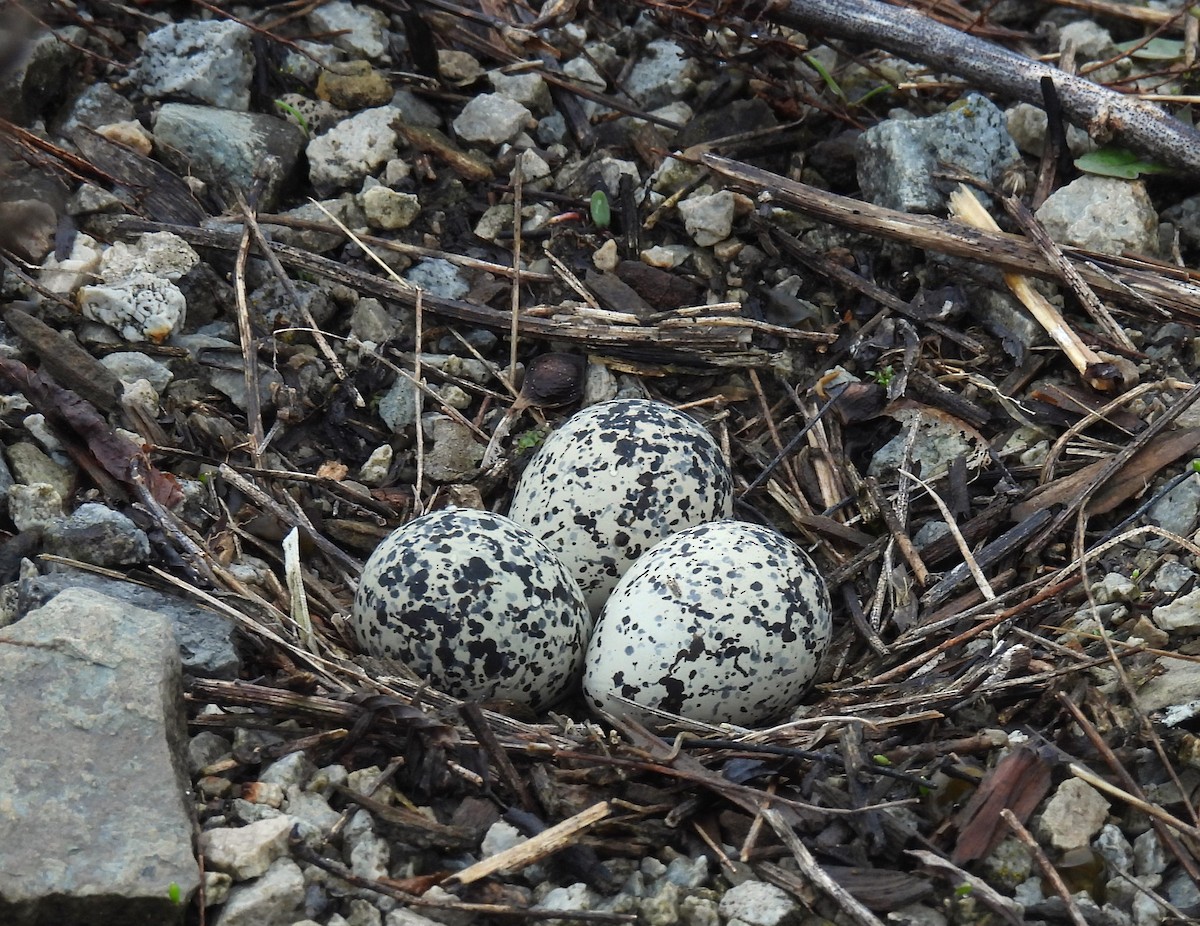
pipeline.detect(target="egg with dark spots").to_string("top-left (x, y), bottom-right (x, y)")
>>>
top-left (583, 520), bottom-right (832, 727)
top-left (508, 399), bottom-right (734, 614)
top-left (351, 508), bottom-right (592, 710)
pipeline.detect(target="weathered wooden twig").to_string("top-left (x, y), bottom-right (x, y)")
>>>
top-left (767, 0), bottom-right (1200, 172)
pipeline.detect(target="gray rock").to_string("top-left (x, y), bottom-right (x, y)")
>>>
top-left (0, 25), bottom-right (84, 125)
top-left (350, 297), bottom-right (408, 345)
top-left (285, 785), bottom-right (341, 835)
top-left (867, 406), bottom-right (978, 481)
top-left (625, 39), bottom-right (696, 110)
top-left (6, 442), bottom-right (73, 499)
top-left (535, 883), bottom-right (600, 917)
top-left (265, 195), bottom-right (367, 252)
top-left (7, 483), bottom-right (62, 530)
top-left (43, 503), bottom-right (150, 567)
top-left (21, 567), bottom-right (240, 679)
top-left (452, 93), bottom-right (533, 146)
top-left (677, 189), bottom-right (737, 246)
top-left (214, 857), bottom-right (305, 926)
top-left (718, 880), bottom-right (799, 926)
top-left (249, 278), bottom-right (336, 330)
top-left (307, 106), bottom-right (402, 193)
top-left (1059, 20), bottom-right (1116, 60)
top-left (153, 104), bottom-right (306, 211)
top-left (423, 417), bottom-right (485, 482)
top-left (405, 258), bottom-right (469, 299)
top-left (273, 93), bottom-right (345, 136)
top-left (260, 752), bottom-right (317, 790)
top-left (136, 20), bottom-right (254, 111)
top-left (639, 879), bottom-right (682, 926)
top-left (1152, 586), bottom-right (1200, 632)
top-left (680, 894), bottom-right (720, 926)
top-left (489, 70), bottom-right (552, 114)
top-left (1134, 829), bottom-right (1168, 879)
top-left (1146, 473), bottom-right (1200, 537)
top-left (101, 351), bottom-right (174, 393)
top-left (308, 2), bottom-right (390, 60)
top-left (1036, 778), bottom-right (1110, 851)
top-left (856, 93), bottom-right (1021, 212)
top-left (1005, 102), bottom-right (1095, 159)
top-left (360, 185), bottom-right (420, 230)
top-left (887, 904), bottom-right (948, 926)
top-left (1137, 657), bottom-right (1200, 713)
top-left (1094, 823), bottom-right (1134, 874)
top-left (981, 836), bottom-right (1033, 891)
top-left (0, 588), bottom-right (198, 923)
top-left (663, 855), bottom-right (708, 888)
top-left (1035, 175), bottom-right (1160, 257)
top-left (1163, 867), bottom-right (1200, 911)
top-left (379, 377), bottom-right (419, 431)
top-left (200, 816), bottom-right (295, 881)
top-left (187, 730), bottom-right (232, 776)
top-left (56, 82), bottom-right (136, 138)
top-left (385, 909), bottom-right (444, 926)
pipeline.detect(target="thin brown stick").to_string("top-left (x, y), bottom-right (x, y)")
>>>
top-left (999, 810), bottom-right (1087, 926)
top-left (232, 216), bottom-right (264, 464)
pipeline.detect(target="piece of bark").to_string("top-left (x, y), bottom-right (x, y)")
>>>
top-left (769, 0), bottom-right (1200, 173)
top-left (3, 303), bottom-right (123, 413)
top-left (951, 744), bottom-right (1054, 865)
top-left (1012, 426), bottom-right (1200, 520)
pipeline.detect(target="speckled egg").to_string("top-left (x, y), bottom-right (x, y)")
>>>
top-left (583, 520), bottom-right (832, 727)
top-left (508, 399), bottom-right (734, 614)
top-left (351, 508), bottom-right (592, 710)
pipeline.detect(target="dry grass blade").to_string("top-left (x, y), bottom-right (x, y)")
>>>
top-left (442, 801), bottom-right (611, 887)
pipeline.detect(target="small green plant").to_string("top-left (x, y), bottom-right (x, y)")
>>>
top-left (955, 883), bottom-right (974, 897)
top-left (872, 754), bottom-right (892, 766)
top-left (1074, 147), bottom-right (1170, 180)
top-left (515, 428), bottom-right (547, 453)
top-left (168, 882), bottom-right (182, 905)
top-left (589, 190), bottom-right (611, 229)
top-left (869, 365), bottom-right (895, 387)
top-left (804, 53), bottom-right (844, 100)
top-left (274, 99), bottom-right (310, 136)
top-left (1115, 37), bottom-right (1185, 62)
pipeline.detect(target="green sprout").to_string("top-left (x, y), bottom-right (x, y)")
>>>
top-left (804, 54), bottom-right (844, 100)
top-left (515, 428), bottom-right (547, 453)
top-left (1074, 147), bottom-right (1170, 180)
top-left (274, 99), bottom-right (310, 136)
top-left (869, 365), bottom-right (895, 387)
top-left (955, 883), bottom-right (974, 897)
top-left (168, 882), bottom-right (182, 904)
top-left (590, 190), bottom-right (611, 229)
top-left (872, 754), bottom-right (893, 767)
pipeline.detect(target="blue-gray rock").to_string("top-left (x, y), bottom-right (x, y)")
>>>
top-left (153, 104), bottom-right (306, 211)
top-left (0, 588), bottom-right (199, 923)
top-left (42, 503), bottom-right (150, 567)
top-left (20, 567), bottom-right (240, 679)
top-left (856, 93), bottom-right (1021, 213)
top-left (56, 82), bottom-right (136, 139)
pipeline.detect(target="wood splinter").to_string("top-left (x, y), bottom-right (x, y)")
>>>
top-left (948, 186), bottom-right (1124, 394)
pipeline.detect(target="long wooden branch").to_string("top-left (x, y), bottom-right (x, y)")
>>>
top-left (765, 0), bottom-right (1200, 173)
top-left (703, 153), bottom-right (1200, 320)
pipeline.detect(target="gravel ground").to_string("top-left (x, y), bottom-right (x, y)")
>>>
top-left (4, 1), bottom-right (1200, 925)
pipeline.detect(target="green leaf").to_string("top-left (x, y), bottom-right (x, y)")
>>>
top-left (872, 754), bottom-right (893, 766)
top-left (168, 882), bottom-right (182, 905)
top-left (274, 99), bottom-right (310, 136)
top-left (955, 883), bottom-right (974, 897)
top-left (1074, 147), bottom-right (1171, 180)
top-left (804, 54), bottom-right (844, 101)
top-left (589, 190), bottom-right (611, 229)
top-left (1115, 37), bottom-right (1185, 61)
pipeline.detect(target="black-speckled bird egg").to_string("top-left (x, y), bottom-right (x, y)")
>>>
top-left (351, 508), bottom-right (592, 710)
top-left (508, 398), bottom-right (734, 614)
top-left (583, 520), bottom-right (831, 727)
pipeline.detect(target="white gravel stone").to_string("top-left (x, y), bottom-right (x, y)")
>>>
top-left (136, 20), bottom-right (253, 110)
top-left (79, 273), bottom-right (187, 343)
top-left (307, 106), bottom-right (402, 193)
top-left (1152, 585), bottom-right (1200, 631)
top-left (308, 1), bottom-right (390, 60)
top-left (361, 185), bottom-right (420, 229)
top-left (490, 70), bottom-right (551, 113)
top-left (199, 815), bottom-right (295, 880)
top-left (452, 93), bottom-right (533, 146)
top-left (215, 857), bottom-right (305, 926)
top-left (8, 483), bottom-right (64, 531)
top-left (1036, 175), bottom-right (1160, 257)
top-left (38, 232), bottom-right (102, 295)
top-left (677, 189), bottom-right (737, 247)
top-left (718, 880), bottom-right (800, 926)
top-left (1037, 779), bottom-right (1110, 851)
